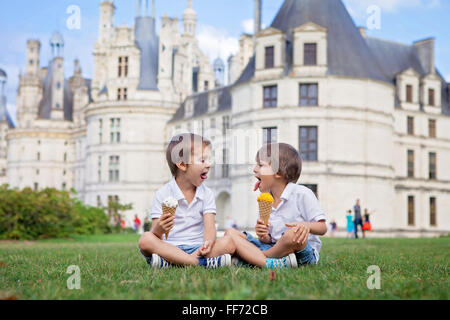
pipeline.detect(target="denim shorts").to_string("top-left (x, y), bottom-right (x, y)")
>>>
top-left (140, 244), bottom-right (202, 266)
top-left (244, 232), bottom-right (317, 266)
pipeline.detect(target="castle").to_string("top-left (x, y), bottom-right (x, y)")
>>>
top-left (1, 0), bottom-right (449, 236)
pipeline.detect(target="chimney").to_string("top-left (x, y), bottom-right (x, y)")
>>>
top-left (358, 27), bottom-right (366, 37)
top-left (253, 0), bottom-right (262, 47)
top-left (413, 38), bottom-right (435, 74)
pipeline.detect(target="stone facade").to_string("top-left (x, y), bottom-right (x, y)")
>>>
top-left (1, 0), bottom-right (449, 236)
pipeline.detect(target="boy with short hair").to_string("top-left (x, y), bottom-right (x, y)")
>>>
top-left (139, 133), bottom-right (235, 268)
top-left (226, 143), bottom-right (327, 268)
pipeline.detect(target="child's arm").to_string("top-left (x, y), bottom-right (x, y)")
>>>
top-left (255, 219), bottom-right (272, 244)
top-left (198, 213), bottom-right (216, 256)
top-left (285, 220), bottom-right (327, 244)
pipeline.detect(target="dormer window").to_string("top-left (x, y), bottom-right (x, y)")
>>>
top-left (265, 46), bottom-right (274, 69)
top-left (428, 88), bottom-right (435, 106)
top-left (406, 85), bottom-right (413, 103)
top-left (304, 43), bottom-right (317, 66)
top-left (208, 91), bottom-right (218, 112)
top-left (185, 99), bottom-right (194, 118)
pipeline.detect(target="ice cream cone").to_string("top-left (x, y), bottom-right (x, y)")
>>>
top-left (258, 201), bottom-right (272, 225)
top-left (257, 193), bottom-right (274, 226)
top-left (162, 205), bottom-right (176, 239)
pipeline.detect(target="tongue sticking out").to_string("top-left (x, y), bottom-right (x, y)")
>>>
top-left (254, 180), bottom-right (261, 192)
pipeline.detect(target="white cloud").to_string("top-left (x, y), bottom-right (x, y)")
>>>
top-left (241, 19), bottom-right (254, 34)
top-left (345, 0), bottom-right (441, 14)
top-left (197, 23), bottom-right (239, 62)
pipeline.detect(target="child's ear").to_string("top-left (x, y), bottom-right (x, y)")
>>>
top-left (176, 162), bottom-right (188, 172)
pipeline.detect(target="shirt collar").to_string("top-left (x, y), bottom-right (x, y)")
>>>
top-left (280, 182), bottom-right (295, 201)
top-left (169, 178), bottom-right (205, 201)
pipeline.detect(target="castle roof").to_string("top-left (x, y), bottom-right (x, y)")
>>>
top-left (135, 16), bottom-right (159, 91)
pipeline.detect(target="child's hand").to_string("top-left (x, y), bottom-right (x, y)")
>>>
top-left (285, 223), bottom-right (310, 245)
top-left (255, 219), bottom-right (271, 242)
top-left (158, 213), bottom-right (175, 235)
top-left (198, 240), bottom-right (212, 256)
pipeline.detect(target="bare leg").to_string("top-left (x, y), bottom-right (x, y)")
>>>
top-left (263, 228), bottom-right (306, 259)
top-left (139, 232), bottom-right (198, 266)
top-left (204, 235), bottom-right (236, 258)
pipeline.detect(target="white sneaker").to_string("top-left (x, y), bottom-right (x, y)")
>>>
top-left (151, 253), bottom-right (170, 269)
top-left (205, 254), bottom-right (231, 269)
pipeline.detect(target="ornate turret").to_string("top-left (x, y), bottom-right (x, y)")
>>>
top-left (183, 0), bottom-right (197, 37)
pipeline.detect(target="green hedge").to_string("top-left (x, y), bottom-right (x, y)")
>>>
top-left (0, 185), bottom-right (112, 240)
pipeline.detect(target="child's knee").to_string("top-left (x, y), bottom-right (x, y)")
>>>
top-left (138, 232), bottom-right (157, 255)
top-left (223, 235), bottom-right (236, 254)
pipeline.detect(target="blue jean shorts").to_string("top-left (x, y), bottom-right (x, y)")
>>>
top-left (244, 232), bottom-right (318, 266)
top-left (140, 244), bottom-right (202, 266)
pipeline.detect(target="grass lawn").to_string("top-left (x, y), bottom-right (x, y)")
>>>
top-left (0, 234), bottom-right (448, 300)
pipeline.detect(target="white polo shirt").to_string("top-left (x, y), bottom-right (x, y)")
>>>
top-left (149, 178), bottom-right (216, 246)
top-left (267, 183), bottom-right (327, 262)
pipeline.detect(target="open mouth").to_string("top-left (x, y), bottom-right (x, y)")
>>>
top-left (254, 176), bottom-right (261, 191)
top-left (200, 172), bottom-right (208, 180)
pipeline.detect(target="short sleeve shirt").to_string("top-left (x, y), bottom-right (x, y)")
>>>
top-left (267, 183), bottom-right (327, 261)
top-left (149, 178), bottom-right (216, 246)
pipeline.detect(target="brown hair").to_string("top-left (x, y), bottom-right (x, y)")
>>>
top-left (256, 143), bottom-right (302, 183)
top-left (165, 133), bottom-right (211, 177)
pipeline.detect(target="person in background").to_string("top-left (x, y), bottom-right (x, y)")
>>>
top-left (362, 208), bottom-right (374, 238)
top-left (143, 217), bottom-right (151, 232)
top-left (353, 199), bottom-right (364, 239)
top-left (329, 220), bottom-right (337, 237)
top-left (346, 210), bottom-right (354, 239)
top-left (134, 214), bottom-right (142, 232)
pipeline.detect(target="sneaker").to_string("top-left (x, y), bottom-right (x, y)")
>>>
top-left (265, 253), bottom-right (298, 269)
top-left (150, 253), bottom-right (170, 269)
top-left (205, 254), bottom-right (231, 269)
top-left (231, 256), bottom-right (244, 267)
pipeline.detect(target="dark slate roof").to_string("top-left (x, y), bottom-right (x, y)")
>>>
top-left (135, 16), bottom-right (159, 91)
top-left (0, 96), bottom-right (14, 128)
top-left (235, 0), bottom-right (390, 85)
top-left (0, 68), bottom-right (6, 79)
top-left (37, 60), bottom-right (91, 121)
top-left (365, 37), bottom-right (425, 80)
top-left (169, 86), bottom-right (232, 122)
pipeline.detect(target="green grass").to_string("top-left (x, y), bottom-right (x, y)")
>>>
top-left (0, 234), bottom-right (448, 300)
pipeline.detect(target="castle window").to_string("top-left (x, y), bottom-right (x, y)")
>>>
top-left (263, 85), bottom-right (277, 108)
top-left (299, 126), bottom-right (318, 161)
top-left (222, 116), bottom-right (230, 136)
top-left (407, 150), bottom-right (414, 178)
top-left (110, 118), bottom-right (121, 143)
top-left (118, 56), bottom-right (129, 77)
top-left (408, 196), bottom-right (415, 226)
top-left (406, 85), bottom-right (413, 103)
top-left (34, 183), bottom-right (39, 191)
top-left (37, 152), bottom-right (40, 161)
top-left (64, 152), bottom-right (67, 162)
top-left (304, 43), bottom-right (317, 66)
top-left (429, 119), bottom-right (436, 138)
top-left (97, 196), bottom-right (102, 208)
top-left (430, 197), bottom-right (436, 226)
top-left (300, 84), bottom-right (318, 106)
top-left (428, 88), bottom-right (435, 106)
top-left (265, 46), bottom-right (274, 69)
top-left (429, 152), bottom-right (436, 180)
top-left (117, 88), bottom-right (122, 101)
top-left (98, 156), bottom-right (102, 183)
top-left (204, 81), bottom-right (209, 91)
top-left (109, 155), bottom-right (120, 182)
top-left (99, 119), bottom-right (103, 144)
top-left (62, 182), bottom-right (66, 190)
top-left (29, 60), bottom-right (34, 65)
top-left (407, 116), bottom-right (414, 135)
top-left (222, 148), bottom-right (229, 178)
top-left (263, 127), bottom-right (278, 144)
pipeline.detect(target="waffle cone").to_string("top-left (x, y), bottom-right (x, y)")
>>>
top-left (162, 205), bottom-right (176, 240)
top-left (258, 201), bottom-right (272, 226)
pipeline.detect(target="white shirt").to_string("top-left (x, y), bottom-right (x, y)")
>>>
top-left (149, 178), bottom-right (216, 246)
top-left (267, 183), bottom-right (327, 262)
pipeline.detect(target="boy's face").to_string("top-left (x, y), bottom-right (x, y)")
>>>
top-left (253, 159), bottom-right (276, 192)
top-left (184, 144), bottom-right (212, 187)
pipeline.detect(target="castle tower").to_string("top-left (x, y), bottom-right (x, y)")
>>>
top-left (99, 1), bottom-right (115, 44)
top-left (183, 0), bottom-right (197, 37)
top-left (17, 40), bottom-right (42, 127)
top-left (25, 40), bottom-right (41, 76)
top-left (49, 32), bottom-right (65, 121)
top-left (213, 56), bottom-right (225, 87)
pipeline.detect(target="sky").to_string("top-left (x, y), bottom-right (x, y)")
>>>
top-left (1, 0), bottom-right (449, 124)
